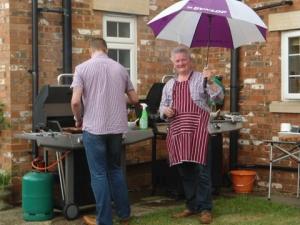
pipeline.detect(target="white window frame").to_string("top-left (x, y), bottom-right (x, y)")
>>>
top-left (103, 14), bottom-right (137, 88)
top-left (107, 43), bottom-right (136, 85)
top-left (281, 30), bottom-right (300, 100)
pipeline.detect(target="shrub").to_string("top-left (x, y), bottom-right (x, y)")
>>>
top-left (0, 102), bottom-right (9, 131)
top-left (0, 170), bottom-right (11, 189)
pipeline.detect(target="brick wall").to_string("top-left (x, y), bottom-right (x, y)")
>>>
top-left (1, 0), bottom-right (300, 203)
top-left (0, 0), bottom-right (12, 184)
top-left (232, 1), bottom-right (300, 194)
top-left (0, 0), bottom-right (171, 203)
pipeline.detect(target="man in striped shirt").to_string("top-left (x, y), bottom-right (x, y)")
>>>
top-left (71, 38), bottom-right (138, 225)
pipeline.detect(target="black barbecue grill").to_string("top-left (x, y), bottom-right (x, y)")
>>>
top-left (17, 84), bottom-right (154, 220)
top-left (33, 85), bottom-right (75, 131)
top-left (31, 84), bottom-right (93, 219)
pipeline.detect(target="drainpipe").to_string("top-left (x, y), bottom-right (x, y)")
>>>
top-left (63, 0), bottom-right (72, 73)
top-left (229, 0), bottom-right (242, 170)
top-left (32, 0), bottom-right (39, 99)
top-left (31, 0), bottom-right (39, 157)
top-left (229, 49), bottom-right (239, 170)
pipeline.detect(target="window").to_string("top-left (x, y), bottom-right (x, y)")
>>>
top-left (282, 31), bottom-right (300, 100)
top-left (103, 15), bottom-right (137, 88)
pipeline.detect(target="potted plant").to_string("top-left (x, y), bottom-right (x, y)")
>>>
top-left (0, 170), bottom-right (12, 210)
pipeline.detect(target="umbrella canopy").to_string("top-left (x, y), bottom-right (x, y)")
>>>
top-left (147, 0), bottom-right (267, 49)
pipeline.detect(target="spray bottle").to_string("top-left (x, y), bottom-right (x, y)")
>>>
top-left (139, 103), bottom-right (148, 129)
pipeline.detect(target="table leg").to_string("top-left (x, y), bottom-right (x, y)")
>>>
top-left (268, 144), bottom-right (273, 200)
top-left (151, 135), bottom-right (157, 195)
top-left (65, 151), bottom-right (74, 204)
top-left (56, 152), bottom-right (66, 201)
top-left (44, 149), bottom-right (48, 172)
top-left (297, 153), bottom-right (300, 198)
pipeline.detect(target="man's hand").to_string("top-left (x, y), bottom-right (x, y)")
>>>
top-left (75, 120), bottom-right (83, 128)
top-left (203, 66), bottom-right (216, 80)
top-left (71, 86), bottom-right (83, 128)
top-left (163, 107), bottom-right (175, 118)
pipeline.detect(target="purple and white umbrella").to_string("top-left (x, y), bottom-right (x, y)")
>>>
top-left (147, 0), bottom-right (267, 49)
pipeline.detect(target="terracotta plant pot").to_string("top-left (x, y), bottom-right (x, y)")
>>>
top-left (230, 170), bottom-right (256, 194)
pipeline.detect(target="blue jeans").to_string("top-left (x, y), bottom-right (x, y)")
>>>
top-left (176, 161), bottom-right (212, 213)
top-left (82, 131), bottom-right (130, 225)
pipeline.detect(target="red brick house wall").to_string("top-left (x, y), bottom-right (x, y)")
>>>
top-left (0, 0), bottom-right (12, 175)
top-left (0, 0), bottom-right (300, 203)
top-left (234, 0), bottom-right (300, 194)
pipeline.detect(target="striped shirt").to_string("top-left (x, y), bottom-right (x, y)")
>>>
top-left (71, 52), bottom-right (134, 135)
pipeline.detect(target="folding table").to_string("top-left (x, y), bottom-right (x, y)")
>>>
top-left (264, 139), bottom-right (300, 199)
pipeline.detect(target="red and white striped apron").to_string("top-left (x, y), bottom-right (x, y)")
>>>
top-left (167, 73), bottom-right (210, 166)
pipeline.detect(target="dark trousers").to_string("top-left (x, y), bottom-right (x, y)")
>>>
top-left (176, 161), bottom-right (212, 213)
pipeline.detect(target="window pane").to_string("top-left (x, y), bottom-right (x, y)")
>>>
top-left (108, 49), bottom-right (118, 61)
top-left (288, 36), bottom-right (300, 94)
top-left (289, 77), bottom-right (300, 93)
top-left (289, 37), bottom-right (300, 54)
top-left (108, 49), bottom-right (130, 71)
top-left (289, 55), bottom-right (300, 75)
top-left (119, 22), bottom-right (130, 38)
top-left (107, 21), bottom-right (118, 37)
top-left (119, 49), bottom-right (130, 68)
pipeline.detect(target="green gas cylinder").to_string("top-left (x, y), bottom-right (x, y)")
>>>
top-left (22, 171), bottom-right (54, 221)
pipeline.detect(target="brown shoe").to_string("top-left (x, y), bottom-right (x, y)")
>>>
top-left (120, 217), bottom-right (130, 225)
top-left (83, 215), bottom-right (97, 225)
top-left (172, 209), bottom-right (195, 218)
top-left (199, 211), bottom-right (212, 224)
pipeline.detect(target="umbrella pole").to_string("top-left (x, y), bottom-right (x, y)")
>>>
top-left (204, 15), bottom-right (212, 89)
top-left (205, 15), bottom-right (212, 67)
top-left (206, 45), bottom-right (210, 67)
top-left (204, 45), bottom-right (210, 89)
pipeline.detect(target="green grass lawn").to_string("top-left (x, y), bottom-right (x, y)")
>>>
top-left (122, 195), bottom-right (300, 225)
